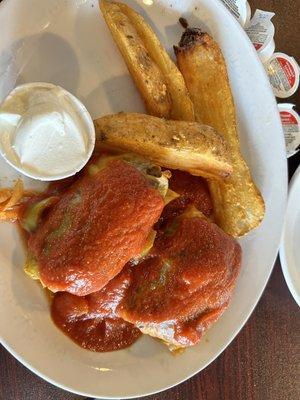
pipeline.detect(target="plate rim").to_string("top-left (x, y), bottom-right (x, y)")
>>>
top-left (279, 164), bottom-right (300, 307)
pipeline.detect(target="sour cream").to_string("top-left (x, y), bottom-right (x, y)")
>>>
top-left (0, 82), bottom-right (95, 181)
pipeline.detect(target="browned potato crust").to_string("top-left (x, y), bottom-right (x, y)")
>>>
top-left (100, 0), bottom-right (171, 118)
top-left (175, 28), bottom-right (265, 237)
top-left (100, 1), bottom-right (194, 121)
top-left (94, 112), bottom-right (233, 179)
top-left (116, 1), bottom-right (194, 121)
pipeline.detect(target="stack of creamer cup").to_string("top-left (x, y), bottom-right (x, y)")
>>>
top-left (221, 0), bottom-right (300, 158)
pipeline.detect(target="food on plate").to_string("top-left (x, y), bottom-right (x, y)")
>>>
top-left (51, 267), bottom-right (141, 351)
top-left (27, 155), bottom-right (168, 295)
top-left (94, 113), bottom-right (233, 179)
top-left (0, 82), bottom-right (95, 181)
top-left (100, 0), bottom-right (194, 121)
top-left (100, 0), bottom-right (170, 118)
top-left (0, 179), bottom-right (24, 221)
top-left (20, 196), bottom-right (59, 233)
top-left (52, 209), bottom-right (241, 352)
top-left (119, 211), bottom-right (241, 351)
top-left (0, 189), bottom-right (12, 203)
top-left (156, 170), bottom-right (213, 232)
top-left (1, 0), bottom-right (270, 355)
top-left (175, 28), bottom-right (265, 237)
top-left (164, 169), bottom-right (212, 216)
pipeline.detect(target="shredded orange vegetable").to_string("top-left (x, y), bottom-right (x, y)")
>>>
top-left (0, 180), bottom-right (24, 221)
top-left (0, 209), bottom-right (19, 221)
top-left (0, 189), bottom-right (13, 204)
top-left (3, 180), bottom-right (24, 211)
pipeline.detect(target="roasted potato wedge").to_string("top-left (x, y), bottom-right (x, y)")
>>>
top-left (100, 0), bottom-right (170, 118)
top-left (116, 1), bottom-right (194, 121)
top-left (100, 1), bottom-right (194, 121)
top-left (175, 28), bottom-right (265, 237)
top-left (94, 113), bottom-right (233, 179)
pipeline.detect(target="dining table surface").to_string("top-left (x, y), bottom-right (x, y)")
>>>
top-left (0, 0), bottom-right (299, 399)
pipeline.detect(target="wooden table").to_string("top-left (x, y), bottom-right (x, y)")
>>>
top-left (0, 1), bottom-right (299, 399)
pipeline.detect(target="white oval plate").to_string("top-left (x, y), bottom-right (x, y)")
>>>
top-left (0, 0), bottom-right (287, 398)
top-left (280, 165), bottom-right (300, 307)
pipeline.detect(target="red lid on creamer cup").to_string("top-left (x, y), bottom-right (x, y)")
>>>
top-left (278, 103), bottom-right (300, 158)
top-left (266, 53), bottom-right (300, 98)
top-left (245, 9), bottom-right (275, 63)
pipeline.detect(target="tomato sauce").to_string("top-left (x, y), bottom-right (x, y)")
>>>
top-left (119, 216), bottom-right (241, 346)
top-left (157, 170), bottom-right (212, 231)
top-left (18, 160), bottom-right (241, 351)
top-left (172, 306), bottom-right (226, 347)
top-left (28, 159), bottom-right (164, 296)
top-left (51, 268), bottom-right (141, 351)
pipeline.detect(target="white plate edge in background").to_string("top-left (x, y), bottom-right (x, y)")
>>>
top-left (280, 165), bottom-right (300, 307)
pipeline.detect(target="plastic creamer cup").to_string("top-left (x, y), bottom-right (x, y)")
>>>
top-left (220, 0), bottom-right (251, 27)
top-left (245, 9), bottom-right (275, 63)
top-left (0, 82), bottom-right (95, 181)
top-left (278, 103), bottom-right (300, 158)
top-left (265, 53), bottom-right (300, 99)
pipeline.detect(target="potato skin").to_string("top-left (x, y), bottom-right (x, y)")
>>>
top-left (94, 112), bottom-right (233, 179)
top-left (100, 0), bottom-right (171, 118)
top-left (100, 1), bottom-right (194, 121)
top-left (175, 28), bottom-right (265, 237)
top-left (116, 1), bottom-right (194, 122)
